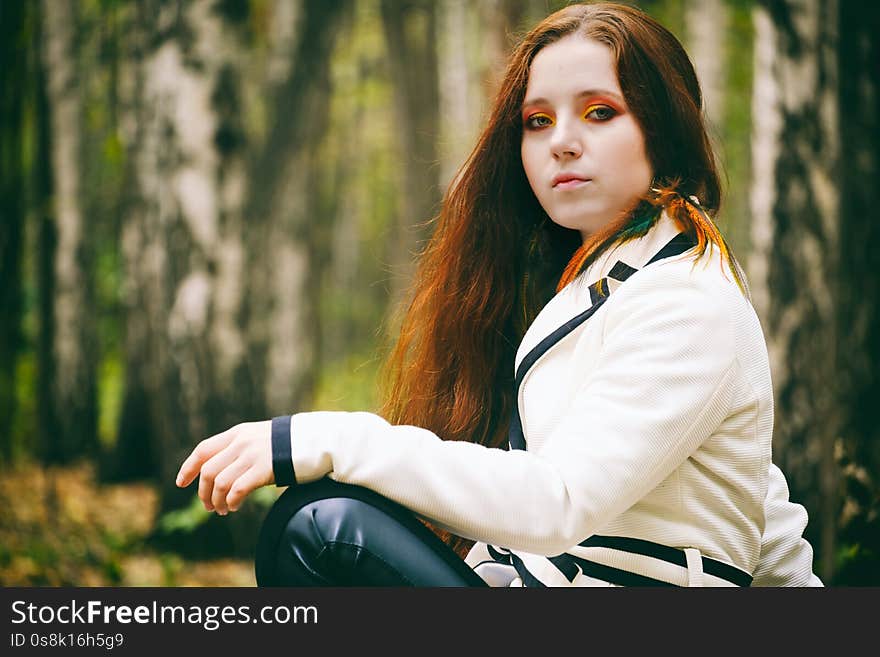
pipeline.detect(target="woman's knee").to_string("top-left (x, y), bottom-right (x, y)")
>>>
top-left (256, 481), bottom-right (484, 586)
top-left (274, 496), bottom-right (418, 586)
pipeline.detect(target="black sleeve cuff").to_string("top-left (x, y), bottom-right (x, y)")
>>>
top-left (271, 415), bottom-right (296, 487)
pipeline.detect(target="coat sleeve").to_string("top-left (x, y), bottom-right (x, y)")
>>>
top-left (287, 265), bottom-right (739, 556)
top-left (752, 462), bottom-right (823, 586)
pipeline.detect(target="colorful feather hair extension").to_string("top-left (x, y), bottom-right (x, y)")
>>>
top-left (659, 187), bottom-right (749, 298)
top-left (556, 181), bottom-right (749, 297)
top-left (556, 202), bottom-right (660, 292)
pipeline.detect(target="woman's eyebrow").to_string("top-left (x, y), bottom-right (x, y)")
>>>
top-left (522, 88), bottom-right (625, 109)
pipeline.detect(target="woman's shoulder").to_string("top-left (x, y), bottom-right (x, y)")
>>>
top-left (619, 240), bottom-right (751, 309)
top-left (600, 242), bottom-right (762, 354)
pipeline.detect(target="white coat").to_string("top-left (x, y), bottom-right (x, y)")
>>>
top-left (284, 211), bottom-right (821, 586)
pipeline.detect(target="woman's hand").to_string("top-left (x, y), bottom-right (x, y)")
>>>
top-left (175, 420), bottom-right (274, 515)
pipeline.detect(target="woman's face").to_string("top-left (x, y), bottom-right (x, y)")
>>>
top-left (520, 35), bottom-right (653, 242)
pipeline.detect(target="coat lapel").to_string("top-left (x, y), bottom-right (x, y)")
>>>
top-left (508, 213), bottom-right (695, 451)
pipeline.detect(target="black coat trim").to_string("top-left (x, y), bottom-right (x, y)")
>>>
top-left (271, 415), bottom-right (297, 487)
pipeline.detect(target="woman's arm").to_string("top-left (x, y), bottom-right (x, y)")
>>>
top-left (753, 462), bottom-right (823, 586)
top-left (178, 264), bottom-right (740, 556)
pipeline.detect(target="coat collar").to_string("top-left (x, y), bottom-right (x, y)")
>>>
top-left (577, 210), bottom-right (686, 292)
top-left (515, 211), bottom-right (690, 373)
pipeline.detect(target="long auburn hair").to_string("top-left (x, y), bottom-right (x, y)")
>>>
top-left (378, 2), bottom-right (744, 555)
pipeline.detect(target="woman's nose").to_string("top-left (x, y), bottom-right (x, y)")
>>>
top-left (550, 118), bottom-right (583, 159)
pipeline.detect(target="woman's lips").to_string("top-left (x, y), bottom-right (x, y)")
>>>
top-left (553, 177), bottom-right (592, 189)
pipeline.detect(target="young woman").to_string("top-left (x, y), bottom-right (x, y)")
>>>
top-left (176, 2), bottom-right (821, 587)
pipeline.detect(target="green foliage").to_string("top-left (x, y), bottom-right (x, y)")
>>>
top-left (313, 350), bottom-right (382, 413)
top-left (11, 354), bottom-right (37, 462)
top-left (717, 0), bottom-right (755, 256)
top-left (156, 485), bottom-right (279, 536)
top-left (156, 494), bottom-right (213, 535)
top-left (835, 542), bottom-right (879, 585)
top-left (97, 355), bottom-right (122, 449)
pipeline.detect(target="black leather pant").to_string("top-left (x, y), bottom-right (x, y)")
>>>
top-left (254, 479), bottom-right (487, 587)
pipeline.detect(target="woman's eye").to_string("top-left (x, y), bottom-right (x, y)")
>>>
top-left (584, 105), bottom-right (616, 121)
top-left (525, 113), bottom-right (553, 129)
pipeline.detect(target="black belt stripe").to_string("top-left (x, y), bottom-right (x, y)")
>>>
top-left (556, 554), bottom-right (679, 587)
top-left (578, 535), bottom-right (752, 587)
top-left (491, 544), bottom-right (670, 587)
top-left (486, 544), bottom-right (509, 562)
top-left (490, 538), bottom-right (750, 587)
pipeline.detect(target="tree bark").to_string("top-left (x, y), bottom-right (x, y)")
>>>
top-left (750, 0), bottom-right (841, 582)
top-left (835, 0), bottom-right (880, 585)
top-left (437, 0), bottom-right (481, 189)
top-left (479, 0), bottom-right (530, 100)
top-left (115, 0), bottom-right (264, 512)
top-left (241, 0), bottom-right (351, 419)
top-left (379, 0), bottom-right (442, 306)
top-left (40, 0), bottom-right (99, 464)
top-left (113, 1), bottom-right (157, 482)
top-left (0, 0), bottom-right (28, 461)
top-left (34, 0), bottom-right (59, 470)
top-left (684, 0), bottom-right (727, 140)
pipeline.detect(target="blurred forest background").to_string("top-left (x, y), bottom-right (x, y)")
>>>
top-left (0, 0), bottom-right (877, 586)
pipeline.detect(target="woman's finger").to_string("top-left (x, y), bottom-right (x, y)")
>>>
top-left (176, 427), bottom-right (236, 488)
top-left (226, 465), bottom-right (271, 512)
top-left (197, 441), bottom-right (241, 511)
top-left (211, 456), bottom-right (253, 514)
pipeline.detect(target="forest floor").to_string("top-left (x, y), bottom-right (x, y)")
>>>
top-left (0, 461), bottom-right (255, 587)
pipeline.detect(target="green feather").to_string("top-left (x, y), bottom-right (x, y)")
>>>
top-left (617, 203), bottom-right (662, 242)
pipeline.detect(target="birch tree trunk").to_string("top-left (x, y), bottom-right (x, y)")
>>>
top-left (41, 0), bottom-right (99, 463)
top-left (0, 0), bottom-right (27, 460)
top-left (114, 0), bottom-right (305, 484)
top-left (317, 5), bottom-right (368, 370)
top-left (107, 0), bottom-right (257, 511)
top-left (113, 1), bottom-right (157, 481)
top-left (379, 0), bottom-right (442, 306)
top-left (685, 0), bottom-right (728, 131)
top-left (241, 0), bottom-right (351, 418)
top-left (685, 0), bottom-right (753, 259)
top-left (835, 0), bottom-right (880, 585)
top-left (112, 1), bottom-right (350, 537)
top-left (749, 0), bottom-right (840, 581)
top-left (479, 0), bottom-right (531, 110)
top-left (34, 0), bottom-right (58, 470)
top-left (437, 0), bottom-right (481, 189)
